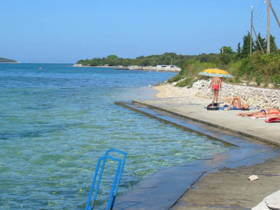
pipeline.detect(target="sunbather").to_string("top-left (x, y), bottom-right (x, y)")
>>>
top-left (265, 115), bottom-right (280, 123)
top-left (223, 97), bottom-right (249, 110)
top-left (231, 97), bottom-right (249, 110)
top-left (238, 108), bottom-right (280, 118)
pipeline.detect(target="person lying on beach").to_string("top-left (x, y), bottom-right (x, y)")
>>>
top-left (238, 108), bottom-right (280, 118)
top-left (222, 97), bottom-right (249, 110)
top-left (265, 116), bottom-right (280, 123)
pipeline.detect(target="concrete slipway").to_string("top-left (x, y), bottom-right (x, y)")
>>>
top-left (114, 96), bottom-right (280, 210)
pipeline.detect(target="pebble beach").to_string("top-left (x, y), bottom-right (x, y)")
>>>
top-left (154, 80), bottom-right (280, 109)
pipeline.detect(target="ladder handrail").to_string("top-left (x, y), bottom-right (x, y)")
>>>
top-left (104, 148), bottom-right (128, 158)
top-left (85, 149), bottom-right (127, 210)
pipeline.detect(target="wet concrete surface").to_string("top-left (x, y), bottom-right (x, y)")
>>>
top-left (135, 97), bottom-right (280, 146)
top-left (114, 101), bottom-right (280, 210)
top-left (172, 156), bottom-right (280, 210)
top-left (113, 161), bottom-right (208, 210)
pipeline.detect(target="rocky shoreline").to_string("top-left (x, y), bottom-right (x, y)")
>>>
top-left (73, 64), bottom-right (181, 72)
top-left (145, 82), bottom-right (280, 209)
top-left (120, 87), bottom-right (280, 209)
top-left (159, 80), bottom-right (280, 109)
top-left (193, 80), bottom-right (280, 109)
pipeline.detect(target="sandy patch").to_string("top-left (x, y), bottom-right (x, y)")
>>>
top-left (153, 83), bottom-right (196, 99)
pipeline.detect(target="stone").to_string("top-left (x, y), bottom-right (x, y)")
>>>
top-left (252, 190), bottom-right (280, 210)
top-left (248, 175), bottom-right (259, 181)
top-left (249, 81), bottom-right (258, 86)
top-left (264, 190), bottom-right (280, 210)
top-left (252, 201), bottom-right (270, 210)
top-left (188, 80), bottom-right (280, 109)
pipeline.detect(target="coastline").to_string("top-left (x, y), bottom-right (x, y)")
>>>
top-left (154, 81), bottom-right (280, 109)
top-left (151, 82), bottom-right (280, 209)
top-left (0, 61), bottom-right (19, 64)
top-left (114, 82), bottom-right (280, 209)
top-left (73, 64), bottom-right (181, 72)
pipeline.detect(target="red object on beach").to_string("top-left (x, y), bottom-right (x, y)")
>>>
top-left (265, 117), bottom-right (280, 123)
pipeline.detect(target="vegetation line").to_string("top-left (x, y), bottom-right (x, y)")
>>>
top-left (78, 33), bottom-right (280, 88)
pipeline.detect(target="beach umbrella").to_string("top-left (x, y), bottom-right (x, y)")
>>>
top-left (198, 68), bottom-right (233, 78)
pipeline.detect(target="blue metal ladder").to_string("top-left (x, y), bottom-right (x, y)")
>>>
top-left (86, 149), bottom-right (127, 210)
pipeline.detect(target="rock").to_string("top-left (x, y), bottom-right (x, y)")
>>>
top-left (249, 81), bottom-right (258, 86)
top-left (252, 190), bottom-right (280, 210)
top-left (252, 201), bottom-right (270, 210)
top-left (248, 175), bottom-right (259, 181)
top-left (268, 83), bottom-right (275, 89)
top-left (189, 80), bottom-right (280, 109)
top-left (264, 190), bottom-right (280, 210)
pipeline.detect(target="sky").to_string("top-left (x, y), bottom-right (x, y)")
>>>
top-left (1, 0), bottom-right (280, 63)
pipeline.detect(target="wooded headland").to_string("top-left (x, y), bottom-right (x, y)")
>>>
top-left (77, 33), bottom-right (280, 88)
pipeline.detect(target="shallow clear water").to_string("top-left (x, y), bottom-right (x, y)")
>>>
top-left (0, 64), bottom-right (230, 209)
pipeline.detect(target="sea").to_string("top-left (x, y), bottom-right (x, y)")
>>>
top-left (0, 63), bottom-right (230, 209)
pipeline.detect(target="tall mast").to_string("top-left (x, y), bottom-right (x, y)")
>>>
top-left (266, 0), bottom-right (271, 54)
top-left (253, 25), bottom-right (265, 53)
top-left (250, 6), bottom-right (254, 55)
top-left (268, 1), bottom-right (280, 28)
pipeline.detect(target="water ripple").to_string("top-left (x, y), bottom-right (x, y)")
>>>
top-left (0, 64), bottom-right (230, 209)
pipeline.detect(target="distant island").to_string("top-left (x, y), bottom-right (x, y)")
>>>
top-left (0, 57), bottom-right (17, 63)
top-left (75, 53), bottom-right (182, 72)
top-left (76, 53), bottom-right (185, 68)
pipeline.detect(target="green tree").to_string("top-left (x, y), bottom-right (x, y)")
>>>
top-left (237, 42), bottom-right (241, 57)
top-left (253, 34), bottom-right (277, 53)
top-left (220, 46), bottom-right (234, 54)
top-left (269, 35), bottom-right (277, 52)
top-left (254, 33), bottom-right (266, 53)
top-left (241, 32), bottom-right (251, 57)
top-left (219, 46), bottom-right (235, 65)
top-left (106, 55), bottom-right (119, 66)
top-left (107, 55), bottom-right (118, 60)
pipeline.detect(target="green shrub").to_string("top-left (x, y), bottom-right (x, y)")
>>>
top-left (272, 75), bottom-right (280, 86)
top-left (168, 74), bottom-right (182, 83)
top-left (176, 78), bottom-right (194, 87)
top-left (234, 52), bottom-right (280, 86)
top-left (168, 60), bottom-right (222, 87)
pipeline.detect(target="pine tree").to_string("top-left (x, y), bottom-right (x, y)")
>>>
top-left (254, 34), bottom-right (277, 53)
top-left (254, 33), bottom-right (266, 52)
top-left (237, 42), bottom-right (241, 57)
top-left (270, 35), bottom-right (277, 52)
top-left (241, 32), bottom-right (251, 57)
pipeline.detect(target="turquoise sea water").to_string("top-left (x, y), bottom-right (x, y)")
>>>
top-left (0, 64), bottom-right (230, 209)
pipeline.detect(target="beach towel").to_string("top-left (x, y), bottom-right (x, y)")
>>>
top-left (265, 117), bottom-right (280, 123)
top-left (219, 106), bottom-right (250, 111)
